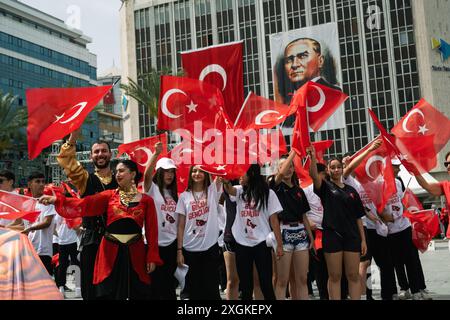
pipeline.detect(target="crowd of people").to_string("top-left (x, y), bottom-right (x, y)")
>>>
top-left (1, 129), bottom-right (448, 301)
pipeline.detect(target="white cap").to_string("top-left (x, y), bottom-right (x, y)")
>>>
top-left (391, 158), bottom-right (401, 166)
top-left (156, 157), bottom-right (177, 170)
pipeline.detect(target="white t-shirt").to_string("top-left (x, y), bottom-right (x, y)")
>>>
top-left (303, 184), bottom-right (324, 230)
top-left (230, 185), bottom-right (283, 247)
top-left (386, 179), bottom-right (410, 234)
top-left (147, 182), bottom-right (178, 247)
top-left (176, 183), bottom-right (221, 252)
top-left (54, 215), bottom-right (78, 246)
top-left (28, 203), bottom-right (56, 257)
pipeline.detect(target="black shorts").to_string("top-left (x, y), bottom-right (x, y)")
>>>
top-left (222, 240), bottom-right (237, 253)
top-left (360, 227), bottom-right (372, 262)
top-left (322, 229), bottom-right (361, 254)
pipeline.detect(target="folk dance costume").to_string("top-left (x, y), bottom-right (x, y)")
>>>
top-left (57, 142), bottom-right (118, 300)
top-left (53, 189), bottom-right (162, 300)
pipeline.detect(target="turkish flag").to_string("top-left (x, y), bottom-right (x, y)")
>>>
top-left (402, 188), bottom-right (424, 212)
top-left (291, 105), bottom-right (311, 157)
top-left (290, 81), bottom-right (348, 132)
top-left (351, 139), bottom-right (397, 213)
top-left (368, 108), bottom-right (419, 175)
top-left (313, 140), bottom-right (334, 164)
top-left (234, 92), bottom-right (295, 131)
top-left (26, 85), bottom-right (112, 159)
top-left (391, 99), bottom-right (450, 173)
top-left (157, 76), bottom-right (231, 132)
top-left (118, 133), bottom-right (169, 175)
top-left (181, 41), bottom-right (244, 123)
top-left (0, 190), bottom-right (40, 223)
top-left (403, 209), bottom-right (440, 253)
top-left (103, 88), bottom-right (115, 105)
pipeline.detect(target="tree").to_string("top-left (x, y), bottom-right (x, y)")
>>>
top-left (120, 67), bottom-right (179, 118)
top-left (0, 91), bottom-right (28, 154)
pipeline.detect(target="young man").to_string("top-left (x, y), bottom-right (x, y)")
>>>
top-left (22, 172), bottom-right (56, 275)
top-left (57, 129), bottom-right (118, 300)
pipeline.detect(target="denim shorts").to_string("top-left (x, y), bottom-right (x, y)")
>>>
top-left (281, 224), bottom-right (309, 252)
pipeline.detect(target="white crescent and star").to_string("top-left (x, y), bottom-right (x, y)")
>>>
top-left (199, 64), bottom-right (227, 91)
top-left (254, 110), bottom-right (283, 126)
top-left (54, 101), bottom-right (88, 124)
top-left (307, 85), bottom-right (326, 113)
top-left (402, 109), bottom-right (428, 134)
top-left (408, 206), bottom-right (420, 212)
top-left (161, 89), bottom-right (185, 119)
top-left (131, 147), bottom-right (153, 168)
top-left (365, 155), bottom-right (386, 180)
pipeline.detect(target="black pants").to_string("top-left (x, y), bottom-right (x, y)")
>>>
top-left (367, 229), bottom-right (397, 299)
top-left (149, 241), bottom-right (177, 300)
top-left (56, 242), bottom-right (80, 288)
top-left (183, 244), bottom-right (221, 300)
top-left (39, 255), bottom-right (52, 275)
top-left (80, 243), bottom-right (99, 300)
top-left (235, 241), bottom-right (275, 300)
top-left (388, 227), bottom-right (424, 294)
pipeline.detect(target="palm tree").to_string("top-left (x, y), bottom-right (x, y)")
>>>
top-left (120, 67), bottom-right (178, 118)
top-left (0, 91), bottom-right (28, 154)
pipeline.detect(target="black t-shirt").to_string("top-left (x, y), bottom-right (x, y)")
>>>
top-left (269, 179), bottom-right (310, 224)
top-left (314, 180), bottom-right (365, 238)
top-left (223, 191), bottom-right (237, 242)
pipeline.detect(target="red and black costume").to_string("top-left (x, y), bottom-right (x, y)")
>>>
top-left (54, 189), bottom-right (162, 299)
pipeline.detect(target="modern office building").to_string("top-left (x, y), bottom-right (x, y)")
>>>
top-left (120, 0), bottom-right (450, 181)
top-left (97, 66), bottom-right (124, 150)
top-left (0, 0), bottom-right (99, 151)
top-left (0, 0), bottom-right (100, 183)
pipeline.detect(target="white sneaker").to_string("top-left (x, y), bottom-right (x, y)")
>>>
top-left (361, 294), bottom-right (367, 300)
top-left (412, 292), bottom-right (423, 300)
top-left (75, 287), bottom-right (81, 298)
top-left (398, 289), bottom-right (412, 300)
top-left (420, 289), bottom-right (432, 300)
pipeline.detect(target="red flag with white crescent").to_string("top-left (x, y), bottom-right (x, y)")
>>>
top-left (0, 190), bottom-right (40, 223)
top-left (402, 188), bottom-right (424, 212)
top-left (181, 41), bottom-right (244, 123)
top-left (26, 85), bottom-right (112, 159)
top-left (403, 209), bottom-right (440, 253)
top-left (391, 99), bottom-right (450, 173)
top-left (350, 139), bottom-right (397, 213)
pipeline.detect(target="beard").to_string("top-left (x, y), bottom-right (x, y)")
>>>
top-left (94, 158), bottom-right (110, 169)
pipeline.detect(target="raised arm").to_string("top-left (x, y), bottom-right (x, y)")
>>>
top-left (222, 180), bottom-right (237, 196)
top-left (343, 139), bottom-right (382, 179)
top-left (273, 150), bottom-right (297, 186)
top-left (57, 129), bottom-right (89, 195)
top-left (415, 174), bottom-right (443, 197)
top-left (307, 146), bottom-right (322, 191)
top-left (143, 142), bottom-right (163, 193)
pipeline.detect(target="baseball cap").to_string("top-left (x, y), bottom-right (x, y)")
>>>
top-left (391, 158), bottom-right (401, 166)
top-left (156, 157), bottom-right (177, 170)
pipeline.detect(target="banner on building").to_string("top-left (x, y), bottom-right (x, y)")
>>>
top-left (270, 22), bottom-right (344, 131)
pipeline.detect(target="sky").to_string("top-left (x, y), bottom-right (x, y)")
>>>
top-left (20, 0), bottom-right (122, 75)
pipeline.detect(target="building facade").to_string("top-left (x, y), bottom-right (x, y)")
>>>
top-left (0, 0), bottom-right (100, 184)
top-left (120, 0), bottom-right (450, 179)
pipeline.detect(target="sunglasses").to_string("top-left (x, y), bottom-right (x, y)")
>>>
top-left (445, 161), bottom-right (450, 167)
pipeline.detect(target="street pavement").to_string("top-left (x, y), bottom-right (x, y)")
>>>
top-left (64, 239), bottom-right (450, 300)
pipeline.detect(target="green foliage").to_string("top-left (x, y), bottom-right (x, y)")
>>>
top-left (0, 91), bottom-right (28, 154)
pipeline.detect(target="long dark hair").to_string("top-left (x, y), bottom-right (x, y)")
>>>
top-left (187, 165), bottom-right (211, 197)
top-left (242, 164), bottom-right (269, 211)
top-left (117, 160), bottom-right (142, 185)
top-left (153, 168), bottom-right (178, 203)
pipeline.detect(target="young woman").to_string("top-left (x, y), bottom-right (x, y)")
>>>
top-left (342, 140), bottom-right (397, 300)
top-left (176, 165), bottom-right (222, 300)
top-left (268, 151), bottom-right (314, 300)
top-left (223, 164), bottom-right (283, 300)
top-left (307, 146), bottom-right (367, 300)
top-left (39, 160), bottom-right (162, 300)
top-left (143, 142), bottom-right (179, 300)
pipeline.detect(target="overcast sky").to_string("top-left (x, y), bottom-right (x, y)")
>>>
top-left (20, 0), bottom-right (122, 75)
